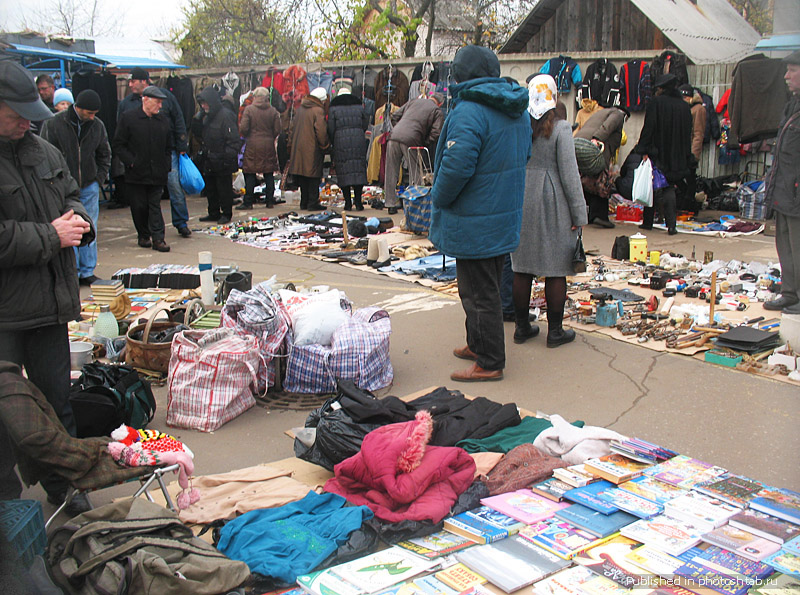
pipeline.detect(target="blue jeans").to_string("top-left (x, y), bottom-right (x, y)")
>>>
top-left (168, 151), bottom-right (189, 229)
top-left (74, 181), bottom-right (99, 279)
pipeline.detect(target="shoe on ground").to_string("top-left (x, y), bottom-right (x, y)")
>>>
top-left (152, 240), bottom-right (170, 252)
top-left (199, 214), bottom-right (219, 222)
top-left (355, 205), bottom-right (365, 211)
top-left (371, 259), bottom-right (391, 269)
top-left (177, 226), bottom-right (192, 238)
top-left (236, 203), bottom-right (253, 210)
top-left (450, 362), bottom-right (503, 382)
top-left (453, 345), bottom-right (478, 361)
top-left (638, 224), bottom-right (653, 231)
top-left (306, 202), bottom-right (325, 211)
top-left (783, 302), bottom-right (800, 315)
top-left (348, 255), bottom-right (368, 266)
top-left (387, 207), bottom-right (398, 215)
top-left (137, 236), bottom-right (152, 248)
top-left (78, 275), bottom-right (99, 286)
top-left (668, 227), bottom-right (678, 235)
top-left (513, 324), bottom-right (540, 344)
top-left (763, 295), bottom-right (799, 311)
top-left (547, 328), bottom-right (576, 348)
top-left (217, 216), bottom-right (232, 224)
top-left (593, 219), bottom-right (615, 229)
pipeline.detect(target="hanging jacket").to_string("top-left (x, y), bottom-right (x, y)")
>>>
top-left (650, 50), bottom-right (690, 87)
top-left (431, 59), bottom-right (532, 260)
top-left (261, 67), bottom-right (286, 95)
top-left (282, 65), bottom-right (310, 110)
top-left (374, 67), bottom-right (410, 109)
top-left (620, 60), bottom-right (652, 112)
top-left (698, 89), bottom-right (721, 144)
top-left (727, 55), bottom-right (789, 149)
top-left (687, 93), bottom-right (707, 162)
top-left (240, 95), bottom-right (281, 173)
top-left (192, 87), bottom-right (241, 175)
top-left (324, 411), bottom-right (476, 523)
top-left (539, 55), bottom-right (582, 93)
top-left (577, 59), bottom-right (621, 108)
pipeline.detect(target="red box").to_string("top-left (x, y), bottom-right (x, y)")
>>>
top-left (615, 204), bottom-right (643, 222)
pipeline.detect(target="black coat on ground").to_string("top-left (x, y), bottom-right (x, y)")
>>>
top-left (327, 94), bottom-right (369, 187)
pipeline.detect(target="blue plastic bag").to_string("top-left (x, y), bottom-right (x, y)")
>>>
top-left (179, 153), bottom-right (205, 195)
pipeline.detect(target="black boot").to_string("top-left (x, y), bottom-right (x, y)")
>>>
top-left (344, 201), bottom-right (352, 211)
top-left (547, 317), bottom-right (576, 348)
top-left (513, 321), bottom-right (540, 344)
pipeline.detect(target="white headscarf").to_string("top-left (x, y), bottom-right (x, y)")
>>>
top-left (310, 87), bottom-right (328, 101)
top-left (528, 74), bottom-right (558, 120)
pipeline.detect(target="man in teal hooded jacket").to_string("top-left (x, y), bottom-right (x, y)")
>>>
top-left (430, 45), bottom-right (532, 382)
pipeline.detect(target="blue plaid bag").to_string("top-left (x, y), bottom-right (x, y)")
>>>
top-left (399, 185), bottom-right (432, 234)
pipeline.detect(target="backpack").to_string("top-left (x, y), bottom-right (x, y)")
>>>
top-left (47, 498), bottom-right (250, 595)
top-left (69, 362), bottom-right (156, 437)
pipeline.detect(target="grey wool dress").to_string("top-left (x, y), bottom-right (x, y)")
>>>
top-left (512, 119), bottom-right (588, 277)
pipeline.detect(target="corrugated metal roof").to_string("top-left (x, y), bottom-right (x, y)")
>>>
top-left (500, 0), bottom-right (762, 64)
top-left (630, 0), bottom-right (761, 64)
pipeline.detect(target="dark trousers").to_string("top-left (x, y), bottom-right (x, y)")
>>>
top-left (294, 175), bottom-right (320, 208)
top-left (776, 212), bottom-right (800, 301)
top-left (342, 185), bottom-right (364, 209)
top-left (206, 174), bottom-right (233, 218)
top-left (586, 191), bottom-right (610, 222)
top-left (128, 183), bottom-right (166, 241)
top-left (500, 254), bottom-right (514, 316)
top-left (243, 172), bottom-right (274, 206)
top-left (456, 255), bottom-right (506, 371)
top-left (0, 324), bottom-right (73, 499)
top-left (643, 185), bottom-right (677, 230)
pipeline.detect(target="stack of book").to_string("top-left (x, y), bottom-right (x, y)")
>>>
top-left (583, 454), bottom-right (651, 485)
top-left (90, 279), bottom-right (125, 305)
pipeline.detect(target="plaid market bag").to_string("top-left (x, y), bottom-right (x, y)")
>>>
top-left (167, 328), bottom-right (261, 432)
top-left (221, 282), bottom-right (290, 391)
top-left (399, 185), bottom-right (432, 234)
top-left (284, 308), bottom-right (393, 394)
top-left (737, 180), bottom-right (766, 220)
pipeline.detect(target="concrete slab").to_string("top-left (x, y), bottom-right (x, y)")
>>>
top-left (24, 195), bottom-right (800, 528)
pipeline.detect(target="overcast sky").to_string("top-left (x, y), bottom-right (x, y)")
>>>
top-left (0, 0), bottom-right (188, 40)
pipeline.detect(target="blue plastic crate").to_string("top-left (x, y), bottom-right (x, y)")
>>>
top-left (0, 499), bottom-right (47, 568)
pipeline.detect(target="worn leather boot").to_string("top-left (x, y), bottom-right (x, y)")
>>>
top-left (453, 345), bottom-right (478, 360)
top-left (513, 323), bottom-right (540, 344)
top-left (450, 362), bottom-right (503, 382)
top-left (547, 327), bottom-right (576, 348)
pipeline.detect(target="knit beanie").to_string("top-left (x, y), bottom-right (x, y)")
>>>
top-left (310, 87), bottom-right (327, 101)
top-left (75, 89), bottom-right (101, 111)
top-left (53, 88), bottom-right (74, 106)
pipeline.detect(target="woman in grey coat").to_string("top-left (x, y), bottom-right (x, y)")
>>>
top-left (511, 75), bottom-right (587, 348)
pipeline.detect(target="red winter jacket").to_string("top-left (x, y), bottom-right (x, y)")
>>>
top-left (324, 411), bottom-right (476, 523)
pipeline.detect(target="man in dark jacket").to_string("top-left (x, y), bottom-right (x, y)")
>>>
top-left (114, 86), bottom-right (173, 252)
top-left (384, 93), bottom-right (444, 214)
top-left (634, 73), bottom-right (693, 235)
top-left (116, 68), bottom-right (191, 237)
top-left (193, 86), bottom-right (241, 224)
top-left (41, 89), bottom-right (111, 285)
top-left (431, 45), bottom-right (532, 383)
top-left (764, 51), bottom-right (800, 314)
top-left (0, 60), bottom-right (94, 514)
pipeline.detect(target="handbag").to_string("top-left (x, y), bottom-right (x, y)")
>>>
top-left (572, 230), bottom-right (587, 274)
top-left (652, 166), bottom-right (669, 190)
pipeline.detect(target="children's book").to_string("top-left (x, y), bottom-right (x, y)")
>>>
top-left (644, 455), bottom-right (727, 490)
top-left (694, 475), bottom-right (767, 508)
top-left (619, 475), bottom-right (688, 506)
top-left (520, 518), bottom-right (619, 560)
top-left (610, 438), bottom-right (679, 465)
top-left (728, 509), bottom-right (800, 544)
top-left (584, 454), bottom-right (651, 485)
top-left (785, 536), bottom-right (800, 557)
top-left (564, 481), bottom-right (621, 515)
top-left (750, 488), bottom-right (800, 526)
top-left (395, 531), bottom-right (476, 560)
top-left (702, 524), bottom-right (782, 562)
top-left (747, 572), bottom-right (800, 595)
top-left (573, 536), bottom-right (645, 588)
top-left (664, 491), bottom-right (740, 532)
top-left (554, 465), bottom-right (602, 488)
top-left (297, 569), bottom-right (365, 595)
top-left (578, 574), bottom-right (637, 595)
top-left (624, 544), bottom-right (697, 577)
top-left (464, 506), bottom-right (526, 535)
top-left (480, 488), bottom-right (568, 524)
top-left (328, 547), bottom-right (439, 594)
top-left (673, 544), bottom-right (775, 595)
top-left (763, 551), bottom-right (800, 578)
top-left (555, 504), bottom-right (638, 538)
top-left (455, 535), bottom-right (570, 593)
top-left (532, 566), bottom-right (597, 595)
top-left (431, 563), bottom-right (485, 592)
top-left (442, 511), bottom-right (509, 544)
top-left (532, 478), bottom-right (574, 502)
top-left (620, 515), bottom-right (705, 556)
top-left (602, 488), bottom-right (664, 519)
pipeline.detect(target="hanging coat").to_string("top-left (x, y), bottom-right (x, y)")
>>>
top-left (240, 95), bottom-right (281, 174)
top-left (327, 93), bottom-right (369, 187)
top-left (288, 95), bottom-right (329, 178)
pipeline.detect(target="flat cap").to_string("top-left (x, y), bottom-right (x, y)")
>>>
top-left (142, 86), bottom-right (166, 99)
top-left (784, 50), bottom-right (800, 65)
top-left (0, 60), bottom-right (54, 121)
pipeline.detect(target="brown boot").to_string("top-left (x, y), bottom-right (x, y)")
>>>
top-left (450, 363), bottom-right (503, 382)
top-left (453, 345), bottom-right (478, 360)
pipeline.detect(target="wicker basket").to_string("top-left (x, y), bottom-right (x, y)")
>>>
top-left (125, 307), bottom-right (181, 373)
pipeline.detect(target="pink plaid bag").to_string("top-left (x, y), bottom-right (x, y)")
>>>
top-left (167, 328), bottom-right (261, 432)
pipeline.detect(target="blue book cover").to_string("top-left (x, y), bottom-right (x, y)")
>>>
top-left (563, 480), bottom-right (620, 514)
top-left (785, 535), bottom-right (800, 557)
top-left (750, 487), bottom-right (800, 525)
top-left (465, 506), bottom-right (525, 534)
top-left (554, 504), bottom-right (638, 538)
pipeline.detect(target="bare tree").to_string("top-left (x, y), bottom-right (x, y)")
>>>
top-left (20, 0), bottom-right (124, 37)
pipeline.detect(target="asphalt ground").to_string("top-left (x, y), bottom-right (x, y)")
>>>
top-left (21, 192), bottom-right (800, 526)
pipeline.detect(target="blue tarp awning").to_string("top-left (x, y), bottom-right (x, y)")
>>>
top-left (79, 53), bottom-right (187, 70)
top-left (2, 43), bottom-right (185, 70)
top-left (755, 33), bottom-right (800, 52)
